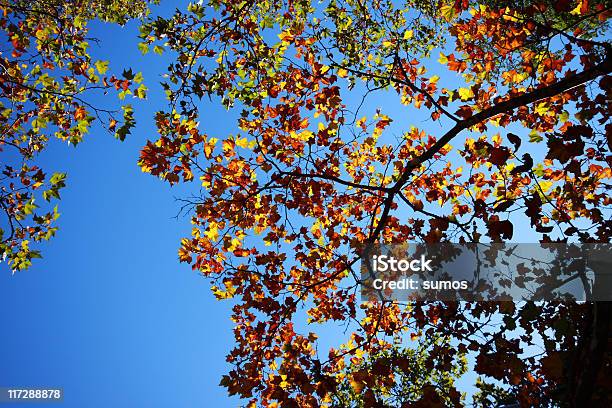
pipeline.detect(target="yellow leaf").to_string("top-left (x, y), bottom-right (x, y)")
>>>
top-left (356, 116), bottom-right (367, 129)
top-left (227, 238), bottom-right (242, 251)
top-left (295, 130), bottom-right (313, 141)
top-left (502, 13), bottom-right (520, 22)
top-left (224, 281), bottom-right (236, 296)
top-left (438, 52), bottom-right (448, 65)
top-left (440, 5), bottom-right (457, 22)
top-left (535, 103), bottom-right (549, 116)
top-left (570, 1), bottom-right (583, 15)
top-left (403, 30), bottom-right (414, 40)
top-left (458, 87), bottom-right (474, 101)
top-left (539, 180), bottom-right (553, 193)
top-left (205, 223), bottom-right (219, 241)
top-left (235, 136), bottom-right (249, 148)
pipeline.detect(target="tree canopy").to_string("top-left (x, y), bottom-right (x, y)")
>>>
top-left (2, 0), bottom-right (611, 406)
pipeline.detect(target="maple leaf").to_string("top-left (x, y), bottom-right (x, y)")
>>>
top-left (489, 147), bottom-right (511, 166)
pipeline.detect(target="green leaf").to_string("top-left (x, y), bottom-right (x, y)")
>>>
top-left (95, 60), bottom-right (109, 74)
top-left (134, 72), bottom-right (144, 84)
top-left (138, 42), bottom-right (149, 55)
top-left (50, 172), bottom-right (66, 186)
top-left (528, 129), bottom-right (542, 143)
top-left (24, 202), bottom-right (37, 215)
